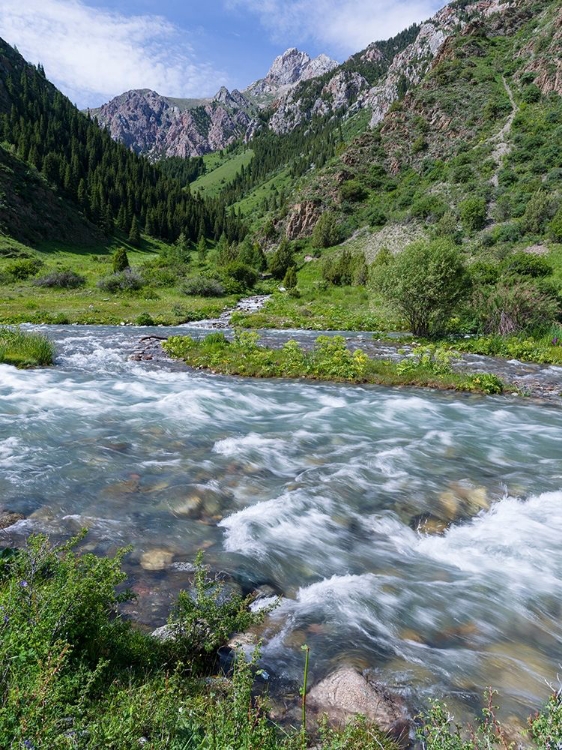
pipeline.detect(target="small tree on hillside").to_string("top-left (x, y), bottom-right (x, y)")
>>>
top-left (269, 238), bottom-right (294, 280)
top-left (128, 216), bottom-right (141, 247)
top-left (112, 246), bottom-right (129, 273)
top-left (311, 211), bottom-right (340, 249)
top-left (283, 266), bottom-right (297, 290)
top-left (372, 239), bottom-right (469, 337)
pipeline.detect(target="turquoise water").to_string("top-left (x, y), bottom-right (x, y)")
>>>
top-left (1, 325), bottom-right (562, 724)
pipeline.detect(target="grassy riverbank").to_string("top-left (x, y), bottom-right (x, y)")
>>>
top-left (163, 333), bottom-right (506, 395)
top-left (0, 327), bottom-right (54, 367)
top-left (1, 533), bottom-right (560, 749)
top-left (0, 533), bottom-right (398, 750)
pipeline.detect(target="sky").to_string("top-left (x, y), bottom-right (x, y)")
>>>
top-left (0, 0), bottom-right (443, 109)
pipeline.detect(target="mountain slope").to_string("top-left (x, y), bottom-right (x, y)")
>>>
top-left (0, 38), bottom-right (246, 245)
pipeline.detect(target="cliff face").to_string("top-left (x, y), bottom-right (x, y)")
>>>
top-left (93, 48), bottom-right (338, 159)
top-left (91, 88), bottom-right (254, 159)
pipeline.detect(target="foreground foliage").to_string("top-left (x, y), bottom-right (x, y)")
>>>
top-left (0, 326), bottom-right (54, 367)
top-left (0, 535), bottom-right (400, 749)
top-left (163, 333), bottom-right (504, 394)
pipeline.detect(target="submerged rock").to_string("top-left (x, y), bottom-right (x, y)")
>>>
top-left (140, 549), bottom-right (174, 571)
top-left (307, 667), bottom-right (410, 743)
top-left (409, 513), bottom-right (448, 535)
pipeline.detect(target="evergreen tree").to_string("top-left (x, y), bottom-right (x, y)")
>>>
top-left (269, 238), bottom-right (293, 280)
top-left (128, 216), bottom-right (141, 247)
top-left (283, 266), bottom-right (297, 289)
top-left (112, 246), bottom-right (129, 273)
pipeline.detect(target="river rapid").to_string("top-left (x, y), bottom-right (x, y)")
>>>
top-left (2, 324), bottom-right (562, 727)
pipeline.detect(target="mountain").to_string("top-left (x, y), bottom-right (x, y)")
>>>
top-left (243, 48), bottom-right (339, 105)
top-left (0, 38), bottom-right (246, 246)
top-left (91, 87), bottom-right (256, 160)
top-left (92, 48), bottom-right (339, 160)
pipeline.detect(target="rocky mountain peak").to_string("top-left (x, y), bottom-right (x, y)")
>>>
top-left (244, 47), bottom-right (338, 103)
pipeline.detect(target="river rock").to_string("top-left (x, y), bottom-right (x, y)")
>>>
top-left (0, 511), bottom-right (24, 529)
top-left (307, 667), bottom-right (410, 743)
top-left (140, 549), bottom-right (174, 571)
top-left (409, 513), bottom-right (448, 535)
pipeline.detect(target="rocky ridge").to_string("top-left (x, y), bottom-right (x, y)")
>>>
top-left (93, 48), bottom-right (338, 159)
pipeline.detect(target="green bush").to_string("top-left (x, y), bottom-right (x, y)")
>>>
top-left (372, 239), bottom-right (469, 336)
top-left (473, 280), bottom-right (559, 335)
top-left (112, 246), bottom-right (130, 273)
top-left (283, 265), bottom-right (297, 289)
top-left (459, 197), bottom-right (487, 232)
top-left (135, 312), bottom-right (155, 326)
top-left (548, 205), bottom-right (562, 242)
top-left (340, 180), bottom-right (368, 202)
top-left (223, 262), bottom-right (258, 290)
top-left (500, 251), bottom-right (553, 278)
top-left (520, 191), bottom-right (555, 235)
top-left (268, 238), bottom-right (294, 279)
top-left (182, 276), bottom-right (225, 297)
top-left (311, 211), bottom-right (341, 249)
top-left (3, 258), bottom-right (43, 281)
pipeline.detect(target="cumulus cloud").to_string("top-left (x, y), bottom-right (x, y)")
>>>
top-left (226, 0), bottom-right (442, 55)
top-left (0, 0), bottom-right (228, 108)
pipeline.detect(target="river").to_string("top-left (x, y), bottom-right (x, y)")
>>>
top-left (1, 323), bottom-right (562, 728)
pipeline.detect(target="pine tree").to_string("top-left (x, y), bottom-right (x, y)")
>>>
top-left (128, 216), bottom-right (141, 247)
top-left (112, 246), bottom-right (129, 273)
top-left (283, 266), bottom-right (297, 289)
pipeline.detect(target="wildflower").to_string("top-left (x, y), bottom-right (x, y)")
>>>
top-left (19, 580), bottom-right (28, 588)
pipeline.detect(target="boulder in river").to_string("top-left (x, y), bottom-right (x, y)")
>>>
top-left (307, 667), bottom-right (411, 744)
top-left (0, 511), bottom-right (24, 529)
top-left (140, 549), bottom-right (174, 571)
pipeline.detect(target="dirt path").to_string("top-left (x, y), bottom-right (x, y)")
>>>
top-left (489, 77), bottom-right (518, 189)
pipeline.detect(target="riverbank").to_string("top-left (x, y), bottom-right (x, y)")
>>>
top-left (0, 326), bottom-right (54, 367)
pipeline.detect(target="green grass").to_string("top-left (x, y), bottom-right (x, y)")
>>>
top-left (232, 247), bottom-right (402, 331)
top-left (0, 235), bottom-right (241, 325)
top-left (191, 149), bottom-right (254, 197)
top-left (0, 326), bottom-right (55, 367)
top-left (163, 332), bottom-right (505, 394)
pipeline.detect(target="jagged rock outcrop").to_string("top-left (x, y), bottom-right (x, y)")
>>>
top-left (92, 87), bottom-right (254, 159)
top-left (285, 201), bottom-right (321, 239)
top-left (244, 48), bottom-right (338, 105)
top-left (366, 0), bottom-right (513, 127)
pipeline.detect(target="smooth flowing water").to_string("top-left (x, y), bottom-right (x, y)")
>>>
top-left (2, 325), bottom-right (562, 726)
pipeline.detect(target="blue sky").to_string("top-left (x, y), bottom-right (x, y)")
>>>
top-left (0, 0), bottom-right (443, 108)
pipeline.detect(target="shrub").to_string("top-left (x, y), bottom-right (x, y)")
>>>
top-left (283, 266), bottom-right (297, 289)
top-left (548, 204), bottom-right (562, 242)
top-left (520, 191), bottom-right (555, 235)
top-left (311, 211), bottom-right (341, 249)
top-left (522, 83), bottom-right (542, 103)
top-left (372, 239), bottom-right (469, 337)
top-left (182, 276), bottom-right (225, 297)
top-left (4, 258), bottom-right (43, 281)
top-left (500, 251), bottom-right (553, 278)
top-left (459, 197), bottom-right (487, 232)
top-left (112, 246), bottom-right (130, 273)
top-left (135, 312), bottom-right (155, 326)
top-left (98, 269), bottom-right (144, 293)
top-left (366, 205), bottom-right (387, 227)
top-left (473, 280), bottom-right (559, 335)
top-left (340, 180), bottom-right (368, 202)
top-left (410, 195), bottom-right (447, 222)
top-left (268, 238), bottom-right (294, 279)
top-left (223, 262), bottom-right (258, 290)
top-left (33, 270), bottom-right (86, 289)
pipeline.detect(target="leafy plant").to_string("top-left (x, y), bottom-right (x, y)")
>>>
top-left (33, 270), bottom-right (86, 288)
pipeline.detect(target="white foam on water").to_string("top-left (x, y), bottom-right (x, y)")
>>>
top-left (417, 491), bottom-right (562, 594)
top-left (219, 490), bottom-right (339, 561)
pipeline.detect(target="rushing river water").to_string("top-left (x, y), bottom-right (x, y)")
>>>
top-left (2, 324), bottom-right (562, 727)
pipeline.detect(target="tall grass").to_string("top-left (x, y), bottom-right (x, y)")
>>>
top-left (0, 326), bottom-right (55, 367)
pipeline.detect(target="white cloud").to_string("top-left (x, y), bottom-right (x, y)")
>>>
top-left (0, 0), bottom-right (228, 107)
top-left (226, 0), bottom-right (443, 55)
